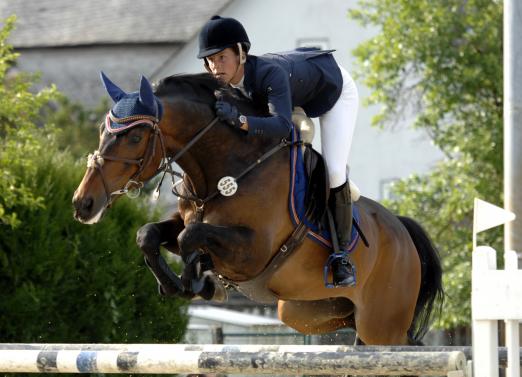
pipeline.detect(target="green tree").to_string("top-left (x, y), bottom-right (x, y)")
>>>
top-left (0, 16), bottom-right (58, 228)
top-left (350, 0), bottom-right (502, 328)
top-left (0, 150), bottom-right (188, 343)
top-left (45, 96), bottom-right (108, 160)
top-left (0, 16), bottom-right (188, 344)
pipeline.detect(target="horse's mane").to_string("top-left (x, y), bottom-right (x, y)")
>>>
top-left (154, 73), bottom-right (223, 104)
top-left (154, 73), bottom-right (267, 117)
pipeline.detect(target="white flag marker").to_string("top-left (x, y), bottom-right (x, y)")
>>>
top-left (473, 198), bottom-right (516, 251)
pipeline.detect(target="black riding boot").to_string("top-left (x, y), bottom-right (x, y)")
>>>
top-left (329, 182), bottom-right (356, 287)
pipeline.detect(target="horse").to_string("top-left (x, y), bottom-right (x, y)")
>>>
top-left (72, 72), bottom-right (443, 346)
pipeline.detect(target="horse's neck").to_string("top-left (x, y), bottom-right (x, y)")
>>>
top-left (160, 96), bottom-right (269, 199)
top-left (172, 131), bottom-right (271, 199)
top-left (175, 153), bottom-right (208, 197)
top-left (163, 124), bottom-right (243, 198)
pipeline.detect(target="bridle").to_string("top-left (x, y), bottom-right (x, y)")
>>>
top-left (86, 111), bottom-right (220, 207)
top-left (87, 112), bottom-right (168, 206)
top-left (87, 108), bottom-right (298, 221)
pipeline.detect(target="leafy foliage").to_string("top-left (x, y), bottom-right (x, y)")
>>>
top-left (44, 96), bottom-right (108, 160)
top-left (0, 16), bottom-right (188, 343)
top-left (350, 0), bottom-right (502, 327)
top-left (0, 16), bottom-right (59, 228)
top-left (0, 150), bottom-right (188, 343)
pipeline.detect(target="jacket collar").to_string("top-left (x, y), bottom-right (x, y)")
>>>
top-left (242, 55), bottom-right (256, 98)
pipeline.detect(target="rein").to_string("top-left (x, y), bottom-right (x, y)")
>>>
top-left (86, 114), bottom-right (220, 208)
top-left (87, 110), bottom-right (299, 224)
top-left (171, 138), bottom-right (299, 221)
top-left (87, 107), bottom-right (307, 299)
top-left (152, 117), bottom-right (220, 199)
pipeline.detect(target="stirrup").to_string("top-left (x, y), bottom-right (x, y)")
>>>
top-left (332, 258), bottom-right (356, 287)
top-left (323, 253), bottom-right (356, 288)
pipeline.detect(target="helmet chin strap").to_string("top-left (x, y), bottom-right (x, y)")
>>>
top-left (205, 43), bottom-right (246, 85)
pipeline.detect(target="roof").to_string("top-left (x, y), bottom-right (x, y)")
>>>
top-left (0, 0), bottom-right (231, 47)
top-left (188, 306), bottom-right (284, 327)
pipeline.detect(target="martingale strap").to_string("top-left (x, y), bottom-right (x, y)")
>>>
top-left (152, 117), bottom-right (220, 201)
top-left (172, 138), bottom-right (302, 220)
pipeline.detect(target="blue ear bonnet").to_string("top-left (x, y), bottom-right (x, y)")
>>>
top-left (111, 92), bottom-right (163, 120)
top-left (100, 72), bottom-right (163, 134)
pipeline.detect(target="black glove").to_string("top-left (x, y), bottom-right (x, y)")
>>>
top-left (215, 100), bottom-right (242, 129)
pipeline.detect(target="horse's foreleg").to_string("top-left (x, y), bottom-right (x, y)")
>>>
top-left (178, 251), bottom-right (227, 302)
top-left (177, 222), bottom-right (255, 265)
top-left (177, 222), bottom-right (256, 301)
top-left (136, 212), bottom-right (193, 299)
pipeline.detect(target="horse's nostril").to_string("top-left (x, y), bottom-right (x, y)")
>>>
top-left (83, 197), bottom-right (93, 211)
top-left (73, 196), bottom-right (94, 216)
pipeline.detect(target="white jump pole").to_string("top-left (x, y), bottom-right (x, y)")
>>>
top-left (0, 344), bottom-right (467, 376)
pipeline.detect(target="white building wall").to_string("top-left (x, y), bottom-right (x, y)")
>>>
top-left (15, 45), bottom-right (179, 107)
top-left (157, 0), bottom-right (443, 200)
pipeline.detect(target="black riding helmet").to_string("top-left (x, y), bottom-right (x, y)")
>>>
top-left (197, 15), bottom-right (250, 59)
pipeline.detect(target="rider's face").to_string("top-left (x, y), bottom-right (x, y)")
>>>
top-left (205, 48), bottom-right (243, 85)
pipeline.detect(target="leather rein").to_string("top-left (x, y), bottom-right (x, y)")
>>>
top-left (87, 112), bottom-right (297, 218)
top-left (88, 112), bottom-right (308, 299)
top-left (171, 137), bottom-right (297, 221)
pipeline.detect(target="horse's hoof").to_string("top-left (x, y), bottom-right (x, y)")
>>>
top-left (190, 286), bottom-right (227, 302)
top-left (158, 283), bottom-right (179, 297)
top-left (190, 277), bottom-right (206, 294)
top-left (191, 272), bottom-right (228, 302)
top-left (211, 278), bottom-right (228, 302)
top-left (158, 283), bottom-right (196, 300)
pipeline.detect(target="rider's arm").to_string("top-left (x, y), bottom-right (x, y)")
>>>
top-left (244, 66), bottom-right (293, 139)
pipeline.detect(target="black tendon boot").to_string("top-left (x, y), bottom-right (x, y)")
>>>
top-left (329, 182), bottom-right (356, 287)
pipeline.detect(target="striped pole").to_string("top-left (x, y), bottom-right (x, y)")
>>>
top-left (0, 344), bottom-right (466, 376)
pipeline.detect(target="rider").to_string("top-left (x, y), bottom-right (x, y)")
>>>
top-left (197, 15), bottom-right (359, 287)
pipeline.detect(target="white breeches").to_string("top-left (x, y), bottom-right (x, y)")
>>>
top-left (319, 66), bottom-right (359, 188)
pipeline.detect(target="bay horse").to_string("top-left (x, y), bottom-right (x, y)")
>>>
top-left (72, 72), bottom-right (443, 346)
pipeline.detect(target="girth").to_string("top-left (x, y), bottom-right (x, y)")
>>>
top-left (220, 220), bottom-right (309, 304)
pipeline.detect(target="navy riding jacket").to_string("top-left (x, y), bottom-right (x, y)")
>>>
top-left (242, 48), bottom-right (343, 138)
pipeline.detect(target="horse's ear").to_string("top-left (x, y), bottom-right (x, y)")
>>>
top-left (100, 71), bottom-right (126, 102)
top-left (139, 76), bottom-right (156, 113)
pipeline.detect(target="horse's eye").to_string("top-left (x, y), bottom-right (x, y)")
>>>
top-left (130, 135), bottom-right (142, 144)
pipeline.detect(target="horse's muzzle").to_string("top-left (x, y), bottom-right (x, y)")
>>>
top-left (72, 192), bottom-right (104, 224)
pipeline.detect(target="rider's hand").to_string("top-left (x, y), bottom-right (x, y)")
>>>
top-left (215, 100), bottom-right (242, 129)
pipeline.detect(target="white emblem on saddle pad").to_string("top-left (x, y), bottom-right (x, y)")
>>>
top-left (217, 176), bottom-right (238, 196)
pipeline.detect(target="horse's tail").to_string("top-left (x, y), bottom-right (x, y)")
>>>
top-left (397, 216), bottom-right (444, 344)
